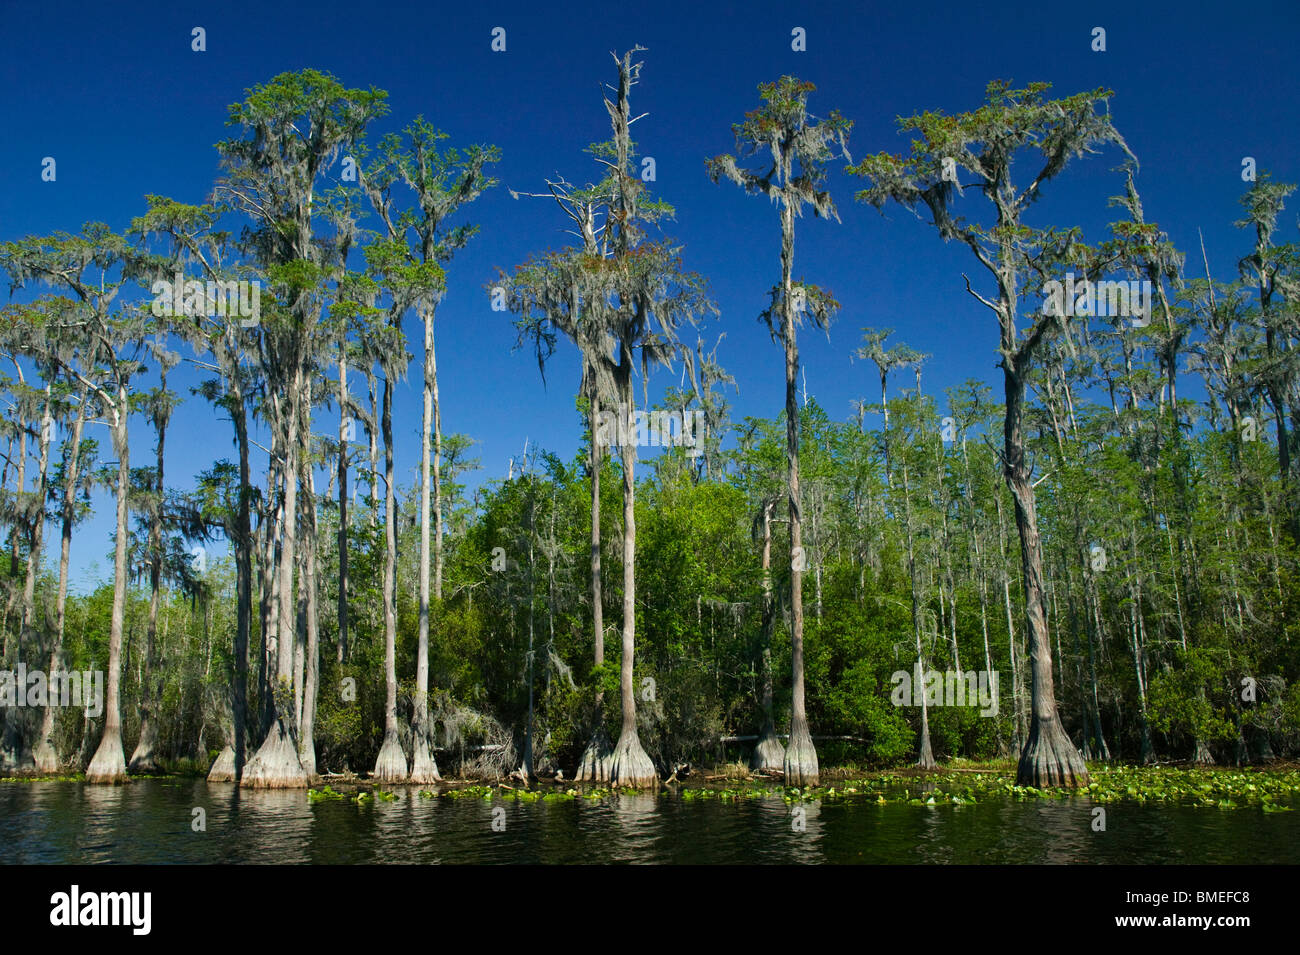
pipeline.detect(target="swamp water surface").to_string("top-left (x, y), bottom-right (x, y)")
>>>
top-left (3, 776), bottom-right (1298, 864)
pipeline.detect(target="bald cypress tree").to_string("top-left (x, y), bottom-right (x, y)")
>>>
top-left (1237, 174), bottom-right (1299, 541)
top-left (361, 121), bottom-right (499, 783)
top-left (506, 48), bottom-right (713, 787)
top-left (217, 70), bottom-right (387, 787)
top-left (708, 76), bottom-right (852, 786)
top-left (0, 309), bottom-right (55, 771)
top-left (2, 227), bottom-right (148, 784)
top-left (34, 350), bottom-right (95, 774)
top-left (127, 349), bottom-right (179, 774)
top-left (850, 81), bottom-right (1138, 787)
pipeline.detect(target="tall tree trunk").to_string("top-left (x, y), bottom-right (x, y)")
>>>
top-left (242, 369), bottom-right (308, 788)
top-left (577, 395), bottom-right (612, 781)
top-left (880, 372), bottom-right (892, 488)
top-left (299, 460), bottom-right (320, 777)
top-left (780, 201), bottom-right (817, 787)
top-left (995, 491), bottom-right (1024, 753)
top-left (367, 371), bottom-right (379, 528)
top-left (1080, 552), bottom-right (1111, 761)
top-left (293, 535), bottom-right (306, 730)
top-left (1, 419), bottom-right (27, 663)
top-left (256, 465), bottom-right (282, 739)
top-left (291, 379), bottom-right (315, 732)
top-left (903, 462), bottom-right (937, 769)
top-left (373, 366), bottom-right (407, 780)
top-left (1006, 363), bottom-right (1088, 787)
top-left (293, 383), bottom-right (313, 732)
top-left (1125, 521), bottom-right (1155, 764)
top-left (130, 379), bottom-right (170, 774)
top-left (607, 385), bottom-right (655, 787)
top-left (0, 434), bottom-right (9, 655)
top-left (86, 384), bottom-right (132, 784)
top-left (35, 384), bottom-right (89, 772)
top-left (3, 387), bottom-right (53, 770)
top-left (750, 499), bottom-right (785, 771)
top-left (209, 387), bottom-right (252, 782)
top-left (433, 321), bottom-right (445, 603)
top-left (1, 415), bottom-right (30, 767)
top-left (410, 308), bottom-right (440, 783)
top-left (520, 486), bottom-right (537, 779)
top-left (337, 349), bottom-right (349, 664)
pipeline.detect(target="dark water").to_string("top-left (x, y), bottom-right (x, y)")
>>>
top-left (2, 779), bottom-right (1298, 864)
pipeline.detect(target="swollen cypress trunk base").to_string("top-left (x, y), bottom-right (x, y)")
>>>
top-left (33, 721), bottom-right (60, 774)
top-left (916, 707), bottom-right (938, 771)
top-left (128, 721), bottom-right (162, 775)
top-left (607, 728), bottom-right (656, 788)
top-left (1139, 724), bottom-right (1155, 765)
top-left (1016, 715), bottom-right (1088, 787)
top-left (242, 721), bottom-right (308, 788)
top-left (85, 730), bottom-right (127, 784)
top-left (1082, 735), bottom-right (1112, 762)
top-left (373, 729), bottom-right (408, 781)
top-left (783, 719), bottom-right (818, 787)
top-left (1248, 727), bottom-right (1276, 763)
top-left (749, 722), bottom-right (785, 773)
top-left (299, 739), bottom-right (318, 778)
top-left (408, 717), bottom-right (440, 784)
top-left (576, 725), bottom-right (613, 782)
top-left (34, 660), bottom-right (64, 773)
top-left (208, 744), bottom-right (237, 782)
top-left (76, 713), bottom-right (98, 771)
top-left (1192, 738), bottom-right (1214, 766)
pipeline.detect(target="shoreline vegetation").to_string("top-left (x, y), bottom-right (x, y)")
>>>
top-left (5, 762), bottom-right (1299, 812)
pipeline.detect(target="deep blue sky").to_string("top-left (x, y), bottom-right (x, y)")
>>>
top-left (2, 0), bottom-right (1298, 589)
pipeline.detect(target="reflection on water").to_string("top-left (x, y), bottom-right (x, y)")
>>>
top-left (1, 779), bottom-right (1297, 864)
